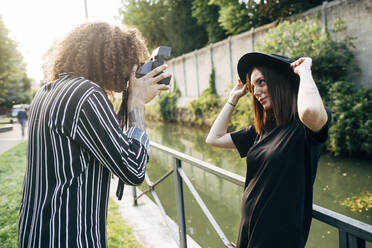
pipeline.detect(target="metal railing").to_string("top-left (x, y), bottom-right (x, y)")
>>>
top-left (133, 142), bottom-right (372, 248)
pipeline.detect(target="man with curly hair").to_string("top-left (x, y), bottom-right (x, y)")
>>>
top-left (18, 22), bottom-right (171, 248)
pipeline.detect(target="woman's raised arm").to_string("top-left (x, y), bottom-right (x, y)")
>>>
top-left (291, 57), bottom-right (328, 132)
top-left (206, 80), bottom-right (248, 148)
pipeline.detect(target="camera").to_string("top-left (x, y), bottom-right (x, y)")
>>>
top-left (136, 46), bottom-right (172, 85)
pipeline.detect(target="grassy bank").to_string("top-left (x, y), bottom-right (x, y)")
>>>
top-left (0, 142), bottom-right (142, 248)
top-left (0, 117), bottom-right (16, 123)
top-left (107, 198), bottom-right (142, 248)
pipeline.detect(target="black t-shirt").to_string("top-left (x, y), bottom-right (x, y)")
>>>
top-left (231, 109), bottom-right (331, 248)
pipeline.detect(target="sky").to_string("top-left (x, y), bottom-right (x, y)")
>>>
top-left (0, 0), bottom-right (122, 83)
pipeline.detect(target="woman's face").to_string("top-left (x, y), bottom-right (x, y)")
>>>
top-left (250, 68), bottom-right (272, 110)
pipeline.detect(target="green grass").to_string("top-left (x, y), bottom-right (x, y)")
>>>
top-left (0, 142), bottom-right (142, 248)
top-left (0, 142), bottom-right (27, 247)
top-left (107, 198), bottom-right (142, 248)
top-left (0, 117), bottom-right (15, 127)
top-left (0, 117), bottom-right (15, 123)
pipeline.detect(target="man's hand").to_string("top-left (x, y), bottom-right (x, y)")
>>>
top-left (127, 64), bottom-right (171, 108)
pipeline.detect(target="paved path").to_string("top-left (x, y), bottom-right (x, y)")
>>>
top-left (110, 178), bottom-right (201, 248)
top-left (0, 122), bottom-right (27, 154)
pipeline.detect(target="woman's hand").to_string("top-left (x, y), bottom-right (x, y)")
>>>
top-left (290, 57), bottom-right (312, 76)
top-left (228, 79), bottom-right (248, 105)
top-left (127, 64), bottom-right (171, 109)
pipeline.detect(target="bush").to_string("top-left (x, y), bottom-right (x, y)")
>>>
top-left (208, 66), bottom-right (217, 94)
top-left (188, 90), bottom-right (220, 126)
top-left (158, 86), bottom-right (181, 122)
top-left (328, 81), bottom-right (372, 158)
top-left (147, 80), bottom-right (181, 122)
top-left (255, 18), bottom-right (359, 102)
top-left (188, 67), bottom-right (221, 125)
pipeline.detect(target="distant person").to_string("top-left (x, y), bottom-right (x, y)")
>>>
top-left (206, 53), bottom-right (331, 248)
top-left (18, 22), bottom-right (171, 247)
top-left (17, 108), bottom-right (27, 138)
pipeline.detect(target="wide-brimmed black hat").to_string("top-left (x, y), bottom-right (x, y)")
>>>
top-left (237, 52), bottom-right (299, 84)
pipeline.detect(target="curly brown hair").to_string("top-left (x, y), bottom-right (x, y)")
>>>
top-left (46, 22), bottom-right (149, 92)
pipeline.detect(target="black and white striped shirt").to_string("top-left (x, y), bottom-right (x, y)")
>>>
top-left (18, 74), bottom-right (149, 248)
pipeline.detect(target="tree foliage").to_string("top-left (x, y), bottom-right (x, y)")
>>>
top-left (120, 0), bottom-right (333, 51)
top-left (121, 0), bottom-right (169, 53)
top-left (211, 0), bottom-right (253, 35)
top-left (210, 0), bottom-right (332, 35)
top-left (0, 16), bottom-right (32, 108)
top-left (328, 81), bottom-right (372, 158)
top-left (191, 0), bottom-right (227, 43)
top-left (121, 0), bottom-right (208, 57)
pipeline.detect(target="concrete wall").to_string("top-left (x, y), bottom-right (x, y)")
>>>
top-left (166, 0), bottom-right (372, 107)
top-left (326, 0), bottom-right (372, 87)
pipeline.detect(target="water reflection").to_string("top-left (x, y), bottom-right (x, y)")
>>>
top-left (145, 121), bottom-right (372, 248)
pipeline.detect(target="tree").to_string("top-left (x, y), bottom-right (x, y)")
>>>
top-left (211, 0), bottom-right (252, 35)
top-left (165, 0), bottom-right (208, 56)
top-left (0, 16), bottom-right (32, 108)
top-left (121, 0), bottom-right (333, 53)
top-left (121, 0), bottom-right (170, 53)
top-left (191, 0), bottom-right (227, 43)
top-left (212, 0), bottom-right (333, 35)
top-left (120, 0), bottom-right (208, 57)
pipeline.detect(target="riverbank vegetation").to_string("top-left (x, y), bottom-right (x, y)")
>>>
top-left (188, 66), bottom-right (220, 125)
top-left (0, 142), bottom-right (142, 247)
top-left (145, 18), bottom-right (372, 159)
top-left (146, 80), bottom-right (181, 122)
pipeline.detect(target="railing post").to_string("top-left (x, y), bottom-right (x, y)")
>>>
top-left (174, 158), bottom-right (187, 248)
top-left (339, 230), bottom-right (348, 248)
top-left (132, 186), bottom-right (138, 206)
top-left (348, 233), bottom-right (366, 248)
top-left (339, 230), bottom-right (366, 248)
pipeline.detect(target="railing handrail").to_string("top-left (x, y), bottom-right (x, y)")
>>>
top-left (151, 142), bottom-right (245, 187)
top-left (150, 141), bottom-right (372, 242)
top-left (313, 205), bottom-right (372, 242)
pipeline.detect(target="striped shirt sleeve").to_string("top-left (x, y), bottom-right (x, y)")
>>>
top-left (67, 88), bottom-right (148, 185)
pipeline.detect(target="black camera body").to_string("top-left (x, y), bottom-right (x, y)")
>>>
top-left (136, 46), bottom-right (172, 85)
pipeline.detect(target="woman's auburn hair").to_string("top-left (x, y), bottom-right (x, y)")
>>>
top-left (45, 22), bottom-right (149, 92)
top-left (246, 66), bottom-right (299, 134)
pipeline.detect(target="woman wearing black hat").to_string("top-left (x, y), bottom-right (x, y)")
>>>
top-left (206, 53), bottom-right (331, 248)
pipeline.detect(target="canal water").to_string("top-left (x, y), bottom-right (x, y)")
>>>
top-left (141, 121), bottom-right (372, 248)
